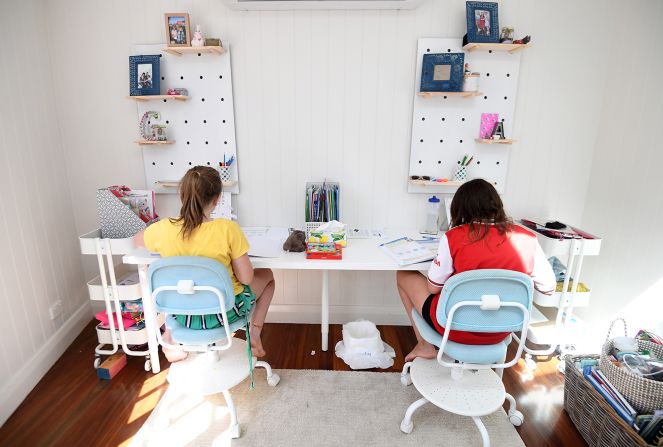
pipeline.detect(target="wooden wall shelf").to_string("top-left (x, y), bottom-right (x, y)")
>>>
top-left (462, 43), bottom-right (530, 53)
top-left (417, 91), bottom-right (482, 98)
top-left (127, 95), bottom-right (189, 101)
top-left (163, 46), bottom-right (226, 56)
top-left (155, 180), bottom-right (237, 189)
top-left (408, 179), bottom-right (464, 187)
top-left (135, 140), bottom-right (175, 145)
top-left (475, 138), bottom-right (515, 145)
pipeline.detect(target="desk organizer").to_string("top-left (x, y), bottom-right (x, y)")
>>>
top-left (79, 229), bottom-right (153, 371)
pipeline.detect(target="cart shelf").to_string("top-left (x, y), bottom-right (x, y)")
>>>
top-left (87, 264), bottom-right (141, 301)
top-left (79, 229), bottom-right (136, 255)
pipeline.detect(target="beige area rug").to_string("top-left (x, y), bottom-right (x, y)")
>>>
top-left (130, 369), bottom-right (525, 447)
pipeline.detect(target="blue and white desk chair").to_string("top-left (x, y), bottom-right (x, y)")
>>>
top-left (148, 256), bottom-right (280, 439)
top-left (400, 269), bottom-right (532, 447)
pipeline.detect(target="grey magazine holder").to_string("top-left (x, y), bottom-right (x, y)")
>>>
top-left (96, 189), bottom-right (146, 238)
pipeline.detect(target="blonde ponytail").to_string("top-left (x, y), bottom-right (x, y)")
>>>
top-left (170, 166), bottom-right (222, 239)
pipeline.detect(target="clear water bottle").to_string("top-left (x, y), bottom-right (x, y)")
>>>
top-left (422, 195), bottom-right (441, 235)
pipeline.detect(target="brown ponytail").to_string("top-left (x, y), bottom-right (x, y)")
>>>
top-left (170, 166), bottom-right (222, 239)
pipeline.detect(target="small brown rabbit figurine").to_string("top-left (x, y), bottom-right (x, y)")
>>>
top-left (283, 230), bottom-right (307, 252)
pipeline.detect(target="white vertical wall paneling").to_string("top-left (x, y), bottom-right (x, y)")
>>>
top-left (0, 0), bottom-right (89, 426)
top-left (45, 0), bottom-right (627, 325)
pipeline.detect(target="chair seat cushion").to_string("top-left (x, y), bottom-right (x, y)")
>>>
top-left (166, 315), bottom-right (247, 345)
top-left (412, 310), bottom-right (509, 364)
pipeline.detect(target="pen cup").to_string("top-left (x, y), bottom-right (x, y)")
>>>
top-left (218, 166), bottom-right (232, 183)
top-left (452, 165), bottom-right (468, 182)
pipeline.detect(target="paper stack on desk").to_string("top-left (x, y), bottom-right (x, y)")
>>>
top-left (380, 237), bottom-right (438, 266)
top-left (243, 227), bottom-right (289, 258)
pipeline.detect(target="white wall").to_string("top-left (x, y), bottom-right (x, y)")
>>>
top-left (45, 0), bottom-right (615, 324)
top-left (578, 0), bottom-right (663, 337)
top-left (0, 0), bottom-right (90, 425)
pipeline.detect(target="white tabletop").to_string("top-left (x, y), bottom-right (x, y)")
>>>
top-left (123, 229), bottom-right (435, 271)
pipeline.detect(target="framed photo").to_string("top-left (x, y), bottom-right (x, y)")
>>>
top-left (164, 13), bottom-right (191, 47)
top-left (466, 2), bottom-right (499, 43)
top-left (129, 55), bottom-right (161, 96)
top-left (420, 53), bottom-right (465, 92)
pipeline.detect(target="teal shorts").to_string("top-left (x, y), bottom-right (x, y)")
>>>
top-left (174, 285), bottom-right (256, 329)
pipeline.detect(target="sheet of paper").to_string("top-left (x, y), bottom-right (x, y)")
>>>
top-left (242, 227), bottom-right (289, 258)
top-left (210, 192), bottom-right (232, 220)
top-left (380, 237), bottom-right (437, 266)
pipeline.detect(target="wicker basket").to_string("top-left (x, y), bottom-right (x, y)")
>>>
top-left (600, 319), bottom-right (663, 413)
top-left (564, 355), bottom-right (652, 447)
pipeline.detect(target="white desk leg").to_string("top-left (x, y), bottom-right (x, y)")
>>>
top-left (138, 264), bottom-right (161, 374)
top-left (321, 270), bottom-right (329, 351)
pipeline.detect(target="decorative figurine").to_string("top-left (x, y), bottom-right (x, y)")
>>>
top-left (191, 25), bottom-right (204, 47)
top-left (491, 121), bottom-right (506, 140)
top-left (500, 27), bottom-right (514, 44)
top-left (139, 111), bottom-right (167, 141)
top-left (513, 35), bottom-right (531, 45)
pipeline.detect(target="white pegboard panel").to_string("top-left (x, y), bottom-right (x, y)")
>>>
top-left (408, 38), bottom-right (522, 194)
top-left (131, 43), bottom-right (239, 194)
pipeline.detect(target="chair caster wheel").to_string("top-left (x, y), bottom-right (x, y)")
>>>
top-left (524, 355), bottom-right (537, 371)
top-left (93, 357), bottom-right (102, 369)
top-left (400, 374), bottom-right (412, 386)
top-left (228, 423), bottom-right (240, 439)
top-left (267, 373), bottom-right (280, 387)
top-left (508, 410), bottom-right (524, 426)
top-left (144, 360), bottom-right (152, 372)
top-left (400, 419), bottom-right (414, 434)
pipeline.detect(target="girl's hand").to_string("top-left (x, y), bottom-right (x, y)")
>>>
top-left (134, 230), bottom-right (146, 248)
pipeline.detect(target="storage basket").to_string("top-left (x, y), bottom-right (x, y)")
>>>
top-left (564, 355), bottom-right (652, 447)
top-left (599, 319), bottom-right (663, 413)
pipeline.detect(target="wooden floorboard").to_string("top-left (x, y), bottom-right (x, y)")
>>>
top-left (0, 321), bottom-right (587, 447)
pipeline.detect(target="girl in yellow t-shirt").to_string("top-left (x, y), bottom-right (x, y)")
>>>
top-left (135, 166), bottom-right (274, 362)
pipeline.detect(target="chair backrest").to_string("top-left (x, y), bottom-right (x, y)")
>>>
top-left (148, 256), bottom-right (235, 315)
top-left (436, 269), bottom-right (533, 333)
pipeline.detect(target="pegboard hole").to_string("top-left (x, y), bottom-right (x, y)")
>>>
top-left (205, 141), bottom-right (209, 145)
top-left (477, 161), bottom-right (481, 165)
top-left (165, 120), bottom-right (169, 124)
top-left (420, 139), bottom-right (424, 143)
top-left (496, 161), bottom-right (500, 165)
top-left (189, 162), bottom-right (192, 165)
top-left (439, 139), bottom-right (443, 143)
top-left (222, 119), bottom-right (226, 123)
top-left (504, 96), bottom-right (508, 100)
top-left (152, 162), bottom-right (156, 166)
top-left (201, 98), bottom-right (205, 102)
top-left (421, 117), bottom-right (425, 121)
top-left (461, 117), bottom-right (465, 121)
top-left (219, 75), bottom-right (223, 79)
top-left (186, 141), bottom-right (190, 145)
top-left (438, 160), bottom-right (441, 164)
top-left (459, 139), bottom-right (463, 143)
top-left (486, 73), bottom-right (490, 77)
top-left (484, 96), bottom-right (488, 100)
top-left (197, 53), bottom-right (202, 57)
top-left (161, 76), bottom-right (164, 81)
top-left (203, 119), bottom-right (207, 124)
top-left (224, 141), bottom-right (228, 144)
top-left (184, 120), bottom-right (188, 124)
top-left (441, 117), bottom-right (446, 122)
top-left (170, 162), bottom-right (174, 165)
top-left (488, 50), bottom-right (493, 54)
top-left (180, 76), bottom-right (184, 80)
top-left (426, 48), bottom-right (430, 52)
top-left (443, 96), bottom-right (448, 99)
top-left (457, 160), bottom-right (461, 164)
top-left (447, 48), bottom-right (451, 52)
top-left (418, 160), bottom-right (422, 164)
top-left (200, 75), bottom-right (203, 79)
top-left (221, 98), bottom-right (225, 101)
top-left (507, 73), bottom-right (510, 77)
top-left (162, 99), bottom-right (167, 103)
top-left (206, 161), bottom-right (210, 165)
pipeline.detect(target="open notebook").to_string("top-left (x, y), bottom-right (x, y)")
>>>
top-left (379, 237), bottom-right (438, 266)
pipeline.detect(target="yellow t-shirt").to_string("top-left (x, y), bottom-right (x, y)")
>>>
top-left (144, 218), bottom-right (250, 295)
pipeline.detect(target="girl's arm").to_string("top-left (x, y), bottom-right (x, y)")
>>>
top-left (134, 230), bottom-right (146, 248)
top-left (531, 242), bottom-right (556, 295)
top-left (231, 254), bottom-right (254, 285)
top-left (426, 234), bottom-right (453, 295)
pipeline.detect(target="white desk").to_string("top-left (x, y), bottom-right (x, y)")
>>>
top-left (123, 230), bottom-right (433, 372)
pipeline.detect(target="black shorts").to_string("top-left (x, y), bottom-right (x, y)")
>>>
top-left (421, 293), bottom-right (437, 328)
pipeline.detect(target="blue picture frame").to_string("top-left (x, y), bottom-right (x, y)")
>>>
top-left (129, 55), bottom-right (161, 96)
top-left (420, 53), bottom-right (465, 92)
top-left (466, 1), bottom-right (499, 43)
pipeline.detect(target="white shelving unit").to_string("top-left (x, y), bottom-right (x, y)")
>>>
top-left (513, 222), bottom-right (602, 371)
top-left (79, 229), bottom-right (160, 372)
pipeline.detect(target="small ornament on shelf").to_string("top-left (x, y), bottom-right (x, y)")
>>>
top-left (204, 38), bottom-right (222, 47)
top-left (139, 111), bottom-right (168, 141)
top-left (513, 35), bottom-right (531, 45)
top-left (491, 121), bottom-right (506, 140)
top-left (500, 27), bottom-right (514, 44)
top-left (462, 62), bottom-right (480, 92)
top-left (191, 25), bottom-right (204, 47)
top-left (167, 88), bottom-right (188, 96)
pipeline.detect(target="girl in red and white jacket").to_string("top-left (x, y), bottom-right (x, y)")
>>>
top-left (397, 179), bottom-right (556, 362)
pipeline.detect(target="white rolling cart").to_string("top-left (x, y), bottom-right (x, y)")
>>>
top-left (79, 229), bottom-right (162, 373)
top-left (513, 222), bottom-right (602, 371)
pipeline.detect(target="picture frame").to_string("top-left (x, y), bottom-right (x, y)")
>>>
top-left (164, 13), bottom-right (191, 47)
top-left (420, 53), bottom-right (465, 92)
top-left (466, 2), bottom-right (499, 43)
top-left (129, 55), bottom-right (161, 96)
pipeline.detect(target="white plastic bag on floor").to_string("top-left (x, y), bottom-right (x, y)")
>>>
top-left (335, 320), bottom-right (396, 370)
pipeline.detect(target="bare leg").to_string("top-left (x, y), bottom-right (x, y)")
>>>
top-left (396, 271), bottom-right (437, 362)
top-left (162, 328), bottom-right (188, 363)
top-left (248, 268), bottom-right (275, 357)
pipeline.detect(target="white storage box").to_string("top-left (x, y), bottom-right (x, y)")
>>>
top-left (96, 324), bottom-right (148, 346)
top-left (79, 229), bottom-right (136, 255)
top-left (86, 264), bottom-right (141, 301)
